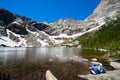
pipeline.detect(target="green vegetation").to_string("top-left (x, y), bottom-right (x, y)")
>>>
top-left (77, 13), bottom-right (120, 51)
top-left (115, 51), bottom-right (120, 58)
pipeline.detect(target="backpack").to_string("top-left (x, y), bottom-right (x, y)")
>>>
top-left (100, 66), bottom-right (106, 73)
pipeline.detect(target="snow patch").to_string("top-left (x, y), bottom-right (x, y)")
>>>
top-left (12, 21), bottom-right (20, 25)
top-left (37, 39), bottom-right (49, 47)
top-left (26, 29), bottom-right (37, 34)
top-left (0, 29), bottom-right (27, 47)
top-left (50, 23), bottom-right (104, 39)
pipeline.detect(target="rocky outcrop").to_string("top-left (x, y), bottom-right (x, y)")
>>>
top-left (32, 23), bottom-right (49, 31)
top-left (0, 8), bottom-right (14, 36)
top-left (46, 70), bottom-right (57, 80)
top-left (50, 18), bottom-right (87, 35)
top-left (8, 23), bottom-right (28, 35)
top-left (110, 62), bottom-right (120, 70)
top-left (0, 25), bottom-right (7, 36)
top-left (0, 8), bottom-right (14, 25)
top-left (0, 8), bottom-right (55, 47)
top-left (94, 0), bottom-right (120, 13)
top-left (50, 0), bottom-right (120, 36)
top-left (87, 0), bottom-right (120, 23)
top-left (78, 70), bottom-right (120, 80)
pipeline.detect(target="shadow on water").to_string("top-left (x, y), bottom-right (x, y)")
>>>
top-left (0, 47), bottom-right (112, 80)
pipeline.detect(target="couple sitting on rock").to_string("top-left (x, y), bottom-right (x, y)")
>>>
top-left (89, 62), bottom-right (106, 75)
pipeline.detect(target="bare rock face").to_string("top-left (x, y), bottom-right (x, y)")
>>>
top-left (50, 0), bottom-right (120, 36)
top-left (50, 18), bottom-right (87, 35)
top-left (0, 25), bottom-right (7, 36)
top-left (0, 8), bottom-right (54, 47)
top-left (87, 0), bottom-right (120, 23)
top-left (0, 8), bottom-right (14, 25)
top-left (94, 0), bottom-right (120, 13)
top-left (8, 23), bottom-right (28, 35)
top-left (0, 8), bottom-right (14, 36)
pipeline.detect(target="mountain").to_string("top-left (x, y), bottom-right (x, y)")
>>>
top-left (0, 0), bottom-right (120, 47)
top-left (87, 0), bottom-right (120, 23)
top-left (0, 8), bottom-right (54, 47)
top-left (50, 0), bottom-right (120, 36)
top-left (77, 12), bottom-right (120, 50)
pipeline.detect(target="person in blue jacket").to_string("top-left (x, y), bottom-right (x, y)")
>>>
top-left (89, 64), bottom-right (99, 74)
top-left (98, 63), bottom-right (106, 73)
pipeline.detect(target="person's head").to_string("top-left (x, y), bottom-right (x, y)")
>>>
top-left (93, 64), bottom-right (97, 66)
top-left (98, 63), bottom-right (102, 66)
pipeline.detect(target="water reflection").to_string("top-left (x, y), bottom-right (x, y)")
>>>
top-left (0, 47), bottom-right (112, 80)
top-left (0, 47), bottom-right (84, 64)
top-left (0, 47), bottom-right (109, 65)
top-left (0, 48), bottom-right (26, 64)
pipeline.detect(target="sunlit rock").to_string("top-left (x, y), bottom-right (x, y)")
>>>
top-left (110, 62), bottom-right (120, 70)
top-left (46, 70), bottom-right (57, 80)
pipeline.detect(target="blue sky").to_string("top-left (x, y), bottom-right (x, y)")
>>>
top-left (0, 0), bottom-right (100, 22)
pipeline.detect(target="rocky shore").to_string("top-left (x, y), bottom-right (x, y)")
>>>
top-left (78, 59), bottom-right (120, 80)
top-left (78, 70), bottom-right (120, 80)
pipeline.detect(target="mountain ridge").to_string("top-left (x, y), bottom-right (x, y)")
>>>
top-left (0, 0), bottom-right (120, 47)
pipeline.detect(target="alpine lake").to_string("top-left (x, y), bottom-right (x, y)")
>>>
top-left (0, 47), bottom-right (114, 80)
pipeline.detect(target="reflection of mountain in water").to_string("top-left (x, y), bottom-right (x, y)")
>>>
top-left (0, 47), bottom-right (84, 64)
top-left (0, 47), bottom-right (113, 80)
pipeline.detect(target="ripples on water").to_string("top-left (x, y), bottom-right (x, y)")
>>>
top-left (0, 47), bottom-right (111, 80)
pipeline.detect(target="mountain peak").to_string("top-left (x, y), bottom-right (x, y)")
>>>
top-left (94, 0), bottom-right (120, 13)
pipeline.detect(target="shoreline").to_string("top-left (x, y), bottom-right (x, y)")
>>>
top-left (78, 70), bottom-right (120, 80)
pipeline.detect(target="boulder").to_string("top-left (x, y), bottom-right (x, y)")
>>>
top-left (110, 62), bottom-right (120, 70)
top-left (46, 70), bottom-right (57, 80)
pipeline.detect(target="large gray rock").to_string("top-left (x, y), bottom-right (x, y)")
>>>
top-left (46, 70), bottom-right (57, 80)
top-left (110, 62), bottom-right (120, 70)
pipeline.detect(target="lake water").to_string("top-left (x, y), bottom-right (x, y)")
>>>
top-left (0, 47), bottom-right (113, 80)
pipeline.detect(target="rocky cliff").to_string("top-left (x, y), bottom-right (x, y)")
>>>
top-left (87, 0), bottom-right (120, 23)
top-left (0, 0), bottom-right (120, 47)
top-left (51, 0), bottom-right (120, 36)
top-left (0, 8), bottom-right (55, 47)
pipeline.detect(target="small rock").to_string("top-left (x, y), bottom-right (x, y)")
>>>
top-left (91, 58), bottom-right (97, 61)
top-left (82, 59), bottom-right (89, 61)
top-left (49, 59), bottom-right (53, 61)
